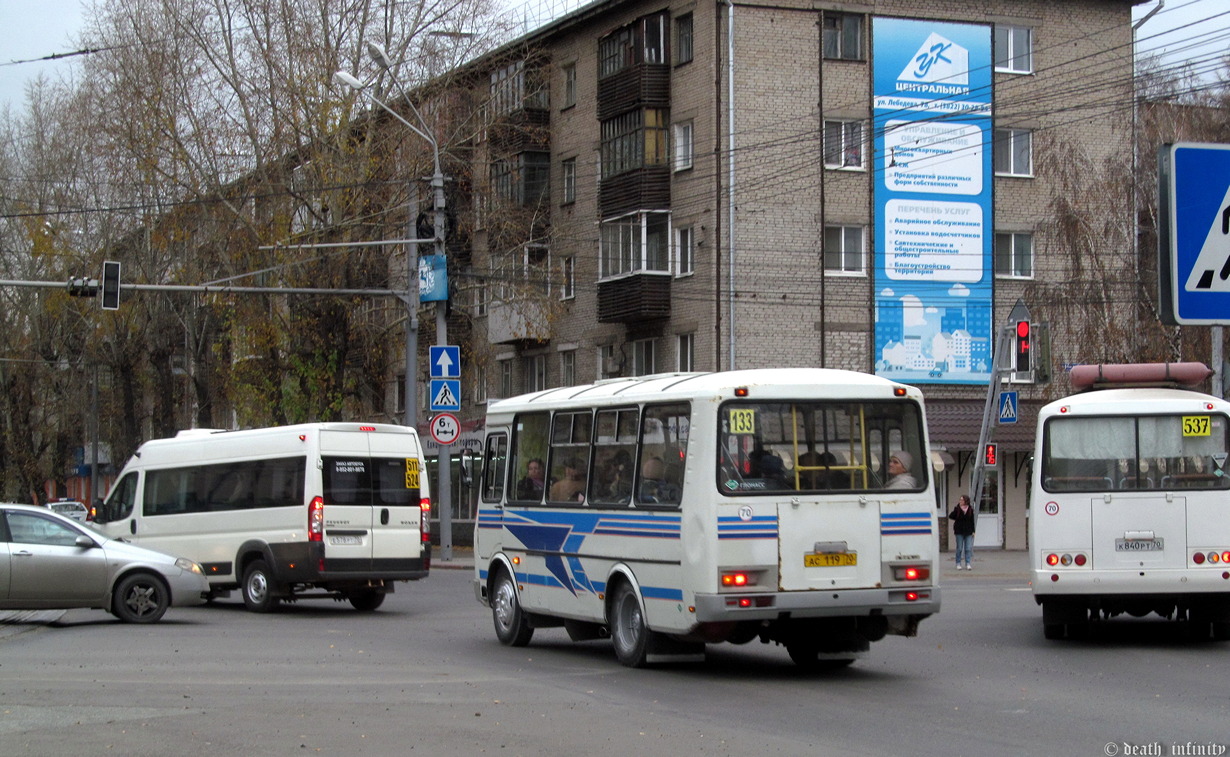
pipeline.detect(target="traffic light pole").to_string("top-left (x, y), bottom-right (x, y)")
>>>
top-left (970, 322), bottom-right (1015, 511)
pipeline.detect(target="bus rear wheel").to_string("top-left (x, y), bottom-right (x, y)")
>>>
top-left (491, 568), bottom-right (533, 647)
top-left (610, 583), bottom-right (651, 668)
top-left (348, 590), bottom-right (385, 612)
top-left (242, 559), bottom-right (281, 613)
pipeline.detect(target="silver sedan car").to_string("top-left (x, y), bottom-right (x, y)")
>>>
top-left (0, 502), bottom-right (209, 623)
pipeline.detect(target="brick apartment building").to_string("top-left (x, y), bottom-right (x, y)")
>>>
top-left (426, 0), bottom-right (1144, 549)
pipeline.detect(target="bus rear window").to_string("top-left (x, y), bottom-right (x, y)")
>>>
top-left (717, 400), bottom-right (926, 494)
top-left (1042, 414), bottom-right (1230, 492)
top-left (324, 457), bottom-right (422, 506)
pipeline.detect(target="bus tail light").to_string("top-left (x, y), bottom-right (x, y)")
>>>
top-left (1045, 552), bottom-right (1087, 567)
top-left (308, 496), bottom-right (324, 542)
top-left (893, 565), bottom-right (930, 581)
top-left (420, 498), bottom-right (432, 543)
top-left (1192, 551), bottom-right (1230, 565)
top-left (1073, 554), bottom-right (1087, 566)
top-left (720, 570), bottom-right (764, 589)
top-left (1046, 553), bottom-right (1060, 566)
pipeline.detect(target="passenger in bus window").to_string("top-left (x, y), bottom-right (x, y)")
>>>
top-left (516, 458), bottom-right (545, 500)
top-left (798, 450), bottom-right (839, 489)
top-left (886, 451), bottom-right (917, 489)
top-left (598, 449), bottom-right (633, 502)
top-left (639, 456), bottom-right (681, 504)
top-left (549, 458), bottom-right (587, 503)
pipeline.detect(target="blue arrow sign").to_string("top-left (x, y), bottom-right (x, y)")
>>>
top-left (998, 391), bottom-right (1018, 424)
top-left (429, 345), bottom-right (460, 378)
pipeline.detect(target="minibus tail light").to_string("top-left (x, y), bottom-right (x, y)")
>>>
top-left (420, 498), bottom-right (432, 543)
top-left (308, 496), bottom-right (324, 542)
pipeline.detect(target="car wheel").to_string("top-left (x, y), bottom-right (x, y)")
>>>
top-left (609, 583), bottom-right (650, 668)
top-left (491, 567), bottom-right (533, 647)
top-left (242, 559), bottom-right (281, 613)
top-left (112, 572), bottom-right (170, 624)
top-left (348, 590), bottom-right (385, 612)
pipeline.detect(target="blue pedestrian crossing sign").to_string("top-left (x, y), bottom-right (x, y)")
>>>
top-left (429, 379), bottom-right (461, 412)
top-left (429, 345), bottom-right (461, 378)
top-left (998, 391), bottom-right (1018, 424)
top-left (1161, 142), bottom-right (1230, 325)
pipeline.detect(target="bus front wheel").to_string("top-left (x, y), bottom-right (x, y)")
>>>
top-left (491, 568), bottom-right (533, 647)
top-left (610, 583), bottom-right (650, 668)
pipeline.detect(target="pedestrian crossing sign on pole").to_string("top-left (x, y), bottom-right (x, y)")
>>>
top-left (429, 379), bottom-right (461, 412)
top-left (1161, 142), bottom-right (1230, 325)
top-left (998, 391), bottom-right (1018, 424)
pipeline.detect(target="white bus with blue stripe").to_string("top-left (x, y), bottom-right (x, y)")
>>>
top-left (472, 368), bottom-right (940, 668)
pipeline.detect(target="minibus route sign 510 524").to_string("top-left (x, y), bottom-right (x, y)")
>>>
top-left (430, 413), bottom-right (460, 445)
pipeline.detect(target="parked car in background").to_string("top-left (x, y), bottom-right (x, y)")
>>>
top-left (48, 500), bottom-right (89, 522)
top-left (0, 503), bottom-right (209, 623)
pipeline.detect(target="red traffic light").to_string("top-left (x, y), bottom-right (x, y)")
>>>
top-left (1016, 320), bottom-right (1030, 339)
top-left (984, 443), bottom-right (998, 466)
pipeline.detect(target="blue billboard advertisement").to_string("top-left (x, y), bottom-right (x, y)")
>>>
top-left (872, 18), bottom-right (993, 385)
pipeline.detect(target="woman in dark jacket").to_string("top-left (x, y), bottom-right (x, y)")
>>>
top-left (949, 495), bottom-right (976, 570)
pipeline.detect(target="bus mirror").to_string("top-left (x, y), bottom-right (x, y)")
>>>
top-left (459, 449), bottom-right (474, 486)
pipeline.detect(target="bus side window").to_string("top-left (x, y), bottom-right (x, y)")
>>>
top-left (481, 434), bottom-right (508, 503)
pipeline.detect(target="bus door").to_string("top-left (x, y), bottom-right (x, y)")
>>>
top-left (1091, 492), bottom-right (1187, 570)
top-left (778, 494), bottom-right (882, 591)
top-left (321, 430), bottom-right (424, 570)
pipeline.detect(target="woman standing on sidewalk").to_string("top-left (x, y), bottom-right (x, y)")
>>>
top-left (949, 495), bottom-right (976, 570)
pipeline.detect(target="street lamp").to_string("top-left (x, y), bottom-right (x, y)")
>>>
top-left (336, 46), bottom-right (453, 560)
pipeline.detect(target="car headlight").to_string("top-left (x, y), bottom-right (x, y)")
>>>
top-left (175, 557), bottom-right (204, 575)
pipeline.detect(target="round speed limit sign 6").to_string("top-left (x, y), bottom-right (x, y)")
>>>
top-left (430, 413), bottom-right (460, 445)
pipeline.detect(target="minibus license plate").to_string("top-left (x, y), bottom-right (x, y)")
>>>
top-left (804, 553), bottom-right (857, 567)
top-left (330, 535), bottom-right (362, 546)
top-left (1115, 538), bottom-right (1163, 552)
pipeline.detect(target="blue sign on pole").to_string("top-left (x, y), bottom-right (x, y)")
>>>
top-left (429, 379), bottom-right (461, 412)
top-left (1162, 142), bottom-right (1230, 325)
top-left (429, 345), bottom-right (461, 378)
top-left (998, 391), bottom-right (1018, 424)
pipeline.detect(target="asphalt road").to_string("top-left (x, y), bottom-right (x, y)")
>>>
top-left (0, 557), bottom-right (1227, 757)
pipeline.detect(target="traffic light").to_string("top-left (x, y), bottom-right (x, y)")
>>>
top-left (101, 261), bottom-right (121, 310)
top-left (984, 443), bottom-right (999, 467)
top-left (66, 277), bottom-right (98, 297)
top-left (1014, 320), bottom-right (1031, 373)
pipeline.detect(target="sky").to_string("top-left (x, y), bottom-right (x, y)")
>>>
top-left (1, 0), bottom-right (1228, 112)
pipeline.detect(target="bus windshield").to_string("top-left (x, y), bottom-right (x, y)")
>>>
top-left (1042, 413), bottom-right (1230, 492)
top-left (717, 400), bottom-right (926, 494)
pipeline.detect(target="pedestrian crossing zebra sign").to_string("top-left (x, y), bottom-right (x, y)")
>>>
top-left (1161, 142), bottom-right (1230, 325)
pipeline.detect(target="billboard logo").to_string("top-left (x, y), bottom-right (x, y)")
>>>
top-left (899, 33), bottom-right (969, 90)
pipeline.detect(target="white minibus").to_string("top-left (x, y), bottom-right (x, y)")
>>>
top-left (1031, 362), bottom-right (1230, 639)
top-left (472, 369), bottom-right (940, 668)
top-left (93, 422), bottom-right (431, 612)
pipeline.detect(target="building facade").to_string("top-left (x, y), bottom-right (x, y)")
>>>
top-left (431, 0), bottom-right (1144, 548)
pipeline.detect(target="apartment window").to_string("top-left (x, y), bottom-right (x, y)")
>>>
top-left (995, 232), bottom-right (1034, 279)
top-left (562, 62), bottom-right (576, 109)
top-left (599, 211), bottom-right (671, 278)
top-left (560, 350), bottom-right (576, 387)
top-left (599, 12), bottom-right (669, 78)
top-left (675, 13), bottom-right (693, 65)
top-left (822, 13), bottom-right (863, 61)
top-left (675, 225), bottom-right (694, 277)
top-left (490, 60), bottom-right (548, 115)
top-left (677, 333), bottom-right (695, 372)
top-left (492, 152), bottom-right (551, 205)
top-left (560, 255), bottom-right (575, 300)
top-left (673, 121), bottom-right (694, 171)
top-left (823, 119), bottom-right (864, 169)
top-left (499, 359), bottom-right (513, 398)
top-left (601, 108), bottom-right (668, 178)
top-left (562, 158), bottom-right (576, 204)
top-left (523, 354), bottom-right (547, 393)
top-left (824, 225), bottom-right (865, 274)
top-left (995, 26), bottom-right (1033, 74)
top-left (472, 280), bottom-right (489, 317)
top-left (473, 366), bottom-right (487, 404)
top-left (632, 339), bottom-right (656, 376)
top-left (994, 128), bottom-right (1032, 176)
